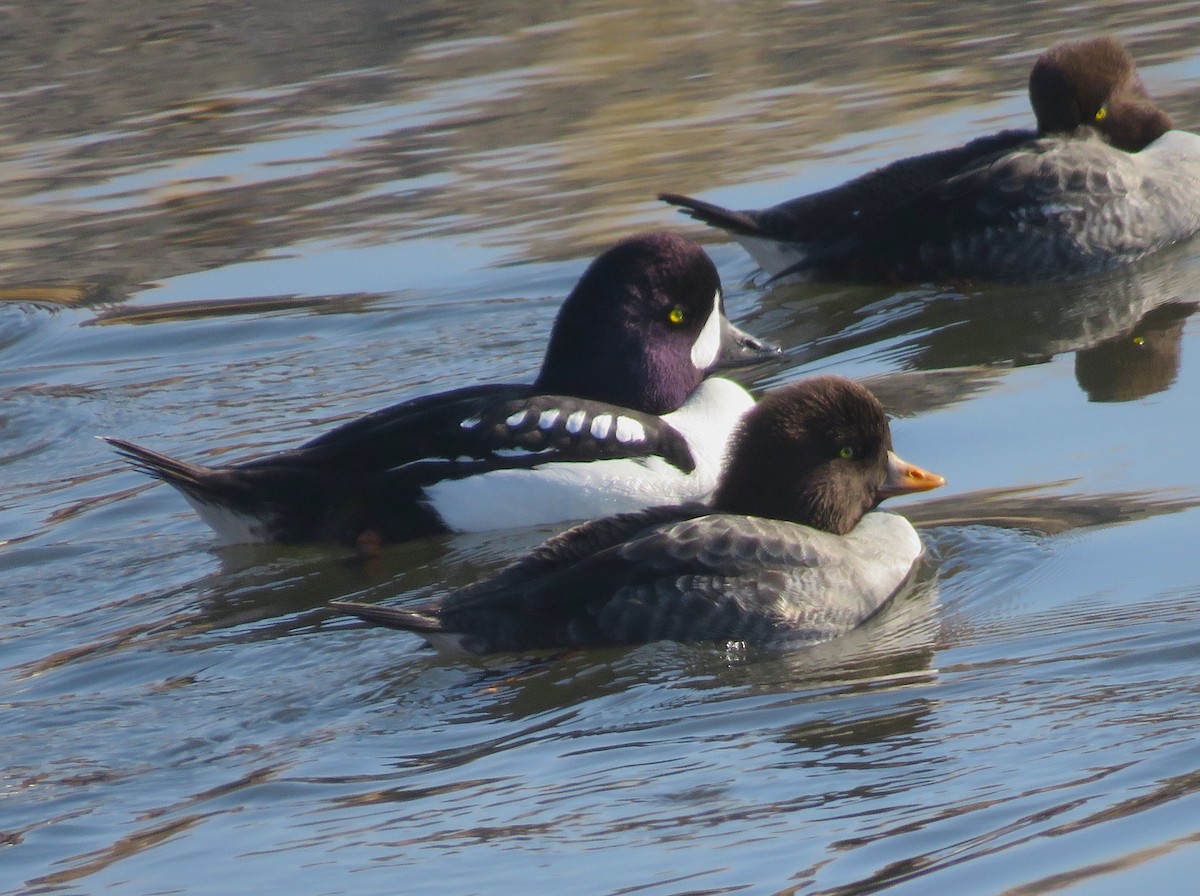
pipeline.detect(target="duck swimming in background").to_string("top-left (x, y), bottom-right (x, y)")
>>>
top-left (332, 376), bottom-right (945, 653)
top-left (104, 233), bottom-right (780, 547)
top-left (660, 37), bottom-right (1200, 282)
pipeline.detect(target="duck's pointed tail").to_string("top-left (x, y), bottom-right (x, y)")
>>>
top-left (101, 436), bottom-right (282, 543)
top-left (100, 436), bottom-right (216, 494)
top-left (658, 192), bottom-right (763, 237)
top-left (330, 600), bottom-right (445, 634)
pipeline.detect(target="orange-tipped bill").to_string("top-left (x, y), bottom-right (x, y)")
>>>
top-left (878, 450), bottom-right (945, 499)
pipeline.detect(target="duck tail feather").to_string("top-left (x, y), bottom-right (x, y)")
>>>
top-left (330, 600), bottom-right (445, 634)
top-left (657, 192), bottom-right (763, 237)
top-left (100, 436), bottom-right (212, 491)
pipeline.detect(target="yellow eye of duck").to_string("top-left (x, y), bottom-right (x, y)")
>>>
top-left (839, 446), bottom-right (854, 459)
top-left (668, 306), bottom-right (686, 325)
top-left (1094, 105), bottom-right (1108, 122)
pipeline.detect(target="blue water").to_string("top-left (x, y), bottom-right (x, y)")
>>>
top-left (4, 4), bottom-right (1200, 894)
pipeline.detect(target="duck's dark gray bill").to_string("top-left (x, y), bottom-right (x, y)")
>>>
top-left (715, 319), bottom-right (782, 369)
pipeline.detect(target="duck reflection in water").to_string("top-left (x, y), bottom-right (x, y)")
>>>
top-left (765, 244), bottom-right (1200, 407)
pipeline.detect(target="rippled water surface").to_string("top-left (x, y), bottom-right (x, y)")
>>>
top-left (5, 3), bottom-right (1200, 894)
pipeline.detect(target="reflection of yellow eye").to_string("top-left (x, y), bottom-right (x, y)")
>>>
top-left (839, 446), bottom-right (854, 459)
top-left (668, 306), bottom-right (686, 324)
top-left (1132, 336), bottom-right (1145, 346)
top-left (1094, 106), bottom-right (1108, 122)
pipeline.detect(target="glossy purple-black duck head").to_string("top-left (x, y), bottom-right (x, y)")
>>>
top-left (1029, 36), bottom-right (1172, 151)
top-left (535, 232), bottom-right (779, 415)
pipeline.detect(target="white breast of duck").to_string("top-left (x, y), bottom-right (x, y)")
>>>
top-left (1130, 130), bottom-right (1200, 241)
top-left (743, 511), bottom-right (924, 639)
top-left (421, 377), bottom-right (755, 532)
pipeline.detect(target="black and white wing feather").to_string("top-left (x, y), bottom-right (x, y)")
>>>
top-left (295, 385), bottom-right (696, 475)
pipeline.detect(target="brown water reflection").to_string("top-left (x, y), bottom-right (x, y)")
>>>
top-left (5, 2), bottom-right (1200, 292)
